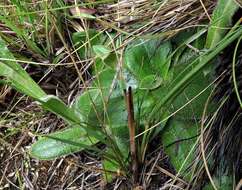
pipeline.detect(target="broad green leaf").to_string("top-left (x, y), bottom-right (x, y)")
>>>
top-left (139, 75), bottom-right (162, 90)
top-left (206, 0), bottom-right (239, 48)
top-left (73, 88), bottom-right (129, 156)
top-left (73, 89), bottom-right (101, 121)
top-left (147, 41), bottom-right (172, 79)
top-left (93, 45), bottom-right (111, 60)
top-left (125, 39), bottom-right (172, 85)
top-left (76, 89), bottom-right (154, 134)
top-left (31, 126), bottom-right (98, 160)
top-left (161, 118), bottom-right (198, 178)
top-left (39, 95), bottom-right (81, 124)
top-left (149, 26), bottom-right (242, 120)
top-left (92, 68), bottom-right (118, 95)
top-left (159, 27), bottom-right (242, 182)
top-left (170, 63), bottom-right (215, 120)
top-left (39, 95), bottom-right (104, 142)
top-left (73, 86), bottom-right (156, 161)
top-left (87, 95), bottom-right (128, 130)
top-left (76, 89), bottom-right (129, 144)
top-left (94, 53), bottom-right (117, 71)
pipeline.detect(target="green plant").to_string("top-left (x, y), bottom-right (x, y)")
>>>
top-left (0, 0), bottom-right (241, 187)
top-left (1, 22), bottom-right (241, 181)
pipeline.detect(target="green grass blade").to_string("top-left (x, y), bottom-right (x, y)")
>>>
top-left (232, 36), bottom-right (242, 108)
top-left (0, 37), bottom-right (46, 99)
top-left (206, 0), bottom-right (239, 48)
top-left (0, 15), bottom-right (45, 57)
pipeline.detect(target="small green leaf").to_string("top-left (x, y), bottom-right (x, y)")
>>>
top-left (102, 149), bottom-right (122, 183)
top-left (125, 39), bottom-right (172, 86)
top-left (139, 75), bottom-right (162, 90)
top-left (72, 12), bottom-right (96, 19)
top-left (31, 127), bottom-right (98, 160)
top-left (73, 89), bottom-right (101, 121)
top-left (72, 29), bottom-right (103, 59)
top-left (73, 88), bottom-right (129, 154)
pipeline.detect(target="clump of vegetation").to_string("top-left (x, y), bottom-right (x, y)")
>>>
top-left (0, 0), bottom-right (241, 189)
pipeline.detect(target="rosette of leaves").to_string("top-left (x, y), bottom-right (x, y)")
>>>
top-left (1, 4), bottom-right (241, 185)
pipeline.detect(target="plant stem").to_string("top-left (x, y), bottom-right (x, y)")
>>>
top-left (124, 86), bottom-right (138, 184)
